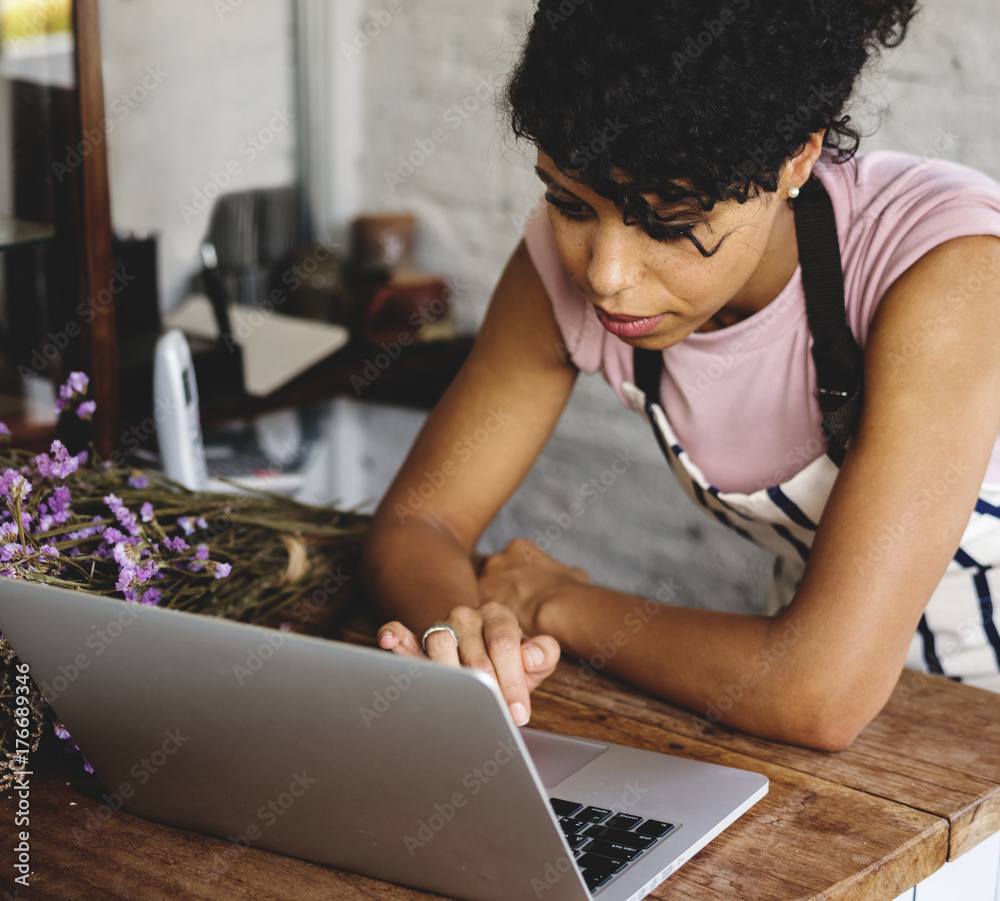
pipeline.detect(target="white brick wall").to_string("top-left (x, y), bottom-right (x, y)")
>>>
top-left (857, 0), bottom-right (1000, 177)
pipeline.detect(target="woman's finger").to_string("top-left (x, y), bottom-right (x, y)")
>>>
top-left (520, 634), bottom-right (562, 690)
top-left (422, 621), bottom-right (462, 667)
top-left (377, 621), bottom-right (423, 657)
top-left (480, 602), bottom-right (534, 726)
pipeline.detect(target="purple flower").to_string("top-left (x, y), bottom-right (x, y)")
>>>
top-left (140, 502), bottom-right (154, 523)
top-left (0, 522), bottom-right (17, 542)
top-left (195, 543), bottom-right (210, 561)
top-left (67, 518), bottom-right (102, 542)
top-left (195, 517), bottom-right (208, 530)
top-left (53, 720), bottom-right (93, 774)
top-left (104, 493), bottom-right (140, 537)
top-left (56, 372), bottom-right (90, 415)
top-left (101, 527), bottom-right (127, 545)
top-left (0, 543), bottom-right (24, 563)
top-left (0, 422), bottom-right (10, 437)
top-left (38, 544), bottom-right (59, 558)
top-left (76, 400), bottom-right (96, 420)
top-left (111, 543), bottom-right (132, 568)
top-left (0, 469), bottom-right (19, 497)
top-left (34, 440), bottom-right (79, 480)
top-left (163, 536), bottom-right (188, 553)
top-left (113, 540), bottom-right (159, 595)
top-left (112, 542), bottom-right (139, 591)
top-left (141, 587), bottom-right (162, 606)
top-left (1, 470), bottom-right (31, 504)
top-left (214, 562), bottom-right (232, 580)
top-left (177, 517), bottom-right (195, 536)
top-left (129, 473), bottom-right (149, 490)
top-left (59, 371), bottom-right (89, 400)
top-left (135, 560), bottom-right (158, 583)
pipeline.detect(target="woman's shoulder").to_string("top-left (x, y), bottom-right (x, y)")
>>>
top-left (819, 149), bottom-right (1000, 348)
top-left (816, 148), bottom-right (1000, 226)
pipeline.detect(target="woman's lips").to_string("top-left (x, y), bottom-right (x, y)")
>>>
top-left (594, 307), bottom-right (667, 339)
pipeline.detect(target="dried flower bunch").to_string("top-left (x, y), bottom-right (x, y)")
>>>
top-left (0, 372), bottom-right (369, 789)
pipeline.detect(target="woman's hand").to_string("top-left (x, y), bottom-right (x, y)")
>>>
top-left (377, 602), bottom-right (561, 726)
top-left (475, 539), bottom-right (591, 634)
top-left (376, 539), bottom-right (589, 726)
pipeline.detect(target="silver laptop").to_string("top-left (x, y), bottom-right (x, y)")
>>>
top-left (0, 580), bottom-right (767, 900)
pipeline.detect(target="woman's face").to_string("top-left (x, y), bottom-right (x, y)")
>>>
top-left (534, 149), bottom-right (799, 349)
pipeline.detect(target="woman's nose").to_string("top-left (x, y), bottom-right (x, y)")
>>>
top-left (586, 223), bottom-right (642, 298)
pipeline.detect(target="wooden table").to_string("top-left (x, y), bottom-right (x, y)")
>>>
top-left (4, 615), bottom-right (1000, 900)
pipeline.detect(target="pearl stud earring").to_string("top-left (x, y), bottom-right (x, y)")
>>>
top-left (788, 186), bottom-right (801, 199)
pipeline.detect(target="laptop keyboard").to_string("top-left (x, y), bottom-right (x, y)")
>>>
top-left (550, 798), bottom-right (675, 894)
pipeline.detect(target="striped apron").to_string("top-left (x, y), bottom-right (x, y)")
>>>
top-left (623, 373), bottom-right (1000, 693)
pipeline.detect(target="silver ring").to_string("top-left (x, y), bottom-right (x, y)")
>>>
top-left (421, 623), bottom-right (460, 655)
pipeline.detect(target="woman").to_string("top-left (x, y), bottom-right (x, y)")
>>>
top-left (360, 0), bottom-right (1000, 750)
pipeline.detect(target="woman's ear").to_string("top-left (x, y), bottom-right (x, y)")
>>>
top-left (785, 131), bottom-right (827, 191)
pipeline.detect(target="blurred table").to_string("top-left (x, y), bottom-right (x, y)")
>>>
top-left (117, 334), bottom-right (474, 436)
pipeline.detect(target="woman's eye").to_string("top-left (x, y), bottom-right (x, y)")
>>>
top-left (544, 193), bottom-right (590, 221)
top-left (647, 218), bottom-right (701, 245)
top-left (650, 226), bottom-right (692, 245)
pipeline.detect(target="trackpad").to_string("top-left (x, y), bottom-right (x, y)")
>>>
top-left (519, 728), bottom-right (608, 788)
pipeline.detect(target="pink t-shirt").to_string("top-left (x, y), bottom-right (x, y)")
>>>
top-left (525, 151), bottom-right (1000, 493)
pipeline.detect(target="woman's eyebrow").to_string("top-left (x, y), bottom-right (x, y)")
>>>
top-left (533, 165), bottom-right (583, 198)
top-left (535, 164), bottom-right (703, 227)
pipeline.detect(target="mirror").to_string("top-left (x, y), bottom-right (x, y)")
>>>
top-left (0, 0), bottom-right (75, 436)
top-left (97, 0), bottom-right (299, 316)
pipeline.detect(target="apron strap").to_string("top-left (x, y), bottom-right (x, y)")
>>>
top-left (633, 340), bottom-right (665, 407)
top-left (633, 175), bottom-right (863, 454)
top-left (793, 176), bottom-right (864, 453)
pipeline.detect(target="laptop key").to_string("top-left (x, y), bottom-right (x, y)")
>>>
top-left (582, 869), bottom-right (612, 891)
top-left (583, 824), bottom-right (655, 850)
top-left (576, 806), bottom-right (614, 823)
top-left (550, 798), bottom-right (583, 818)
top-left (565, 833), bottom-right (589, 850)
top-left (635, 819), bottom-right (675, 839)
top-left (560, 817), bottom-right (591, 835)
top-left (605, 813), bottom-right (643, 830)
top-left (576, 852), bottom-right (628, 874)
top-left (581, 838), bottom-right (641, 861)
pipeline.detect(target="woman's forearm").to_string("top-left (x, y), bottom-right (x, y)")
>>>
top-left (535, 582), bottom-right (869, 751)
top-left (360, 516), bottom-right (481, 634)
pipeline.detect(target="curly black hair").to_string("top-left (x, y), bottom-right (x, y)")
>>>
top-left (504, 0), bottom-right (919, 253)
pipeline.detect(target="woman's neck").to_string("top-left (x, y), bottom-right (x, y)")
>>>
top-left (696, 199), bottom-right (800, 332)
